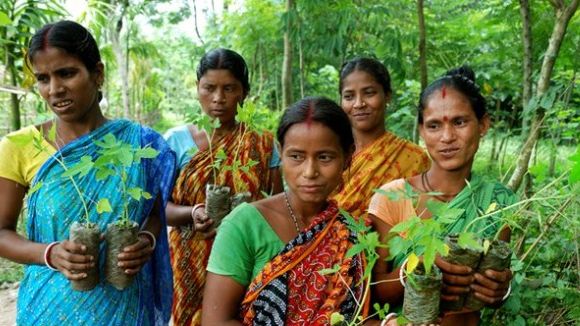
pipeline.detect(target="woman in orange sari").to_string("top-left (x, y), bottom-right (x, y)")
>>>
top-left (165, 48), bottom-right (283, 325)
top-left (334, 58), bottom-right (430, 220)
top-left (202, 97), bottom-right (367, 325)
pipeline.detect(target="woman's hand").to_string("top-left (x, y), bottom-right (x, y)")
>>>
top-left (471, 268), bottom-right (512, 306)
top-left (435, 256), bottom-right (474, 302)
top-left (192, 205), bottom-right (215, 239)
top-left (117, 235), bottom-right (155, 275)
top-left (49, 240), bottom-right (96, 280)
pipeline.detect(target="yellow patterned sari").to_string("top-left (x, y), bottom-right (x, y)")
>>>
top-left (170, 124), bottom-right (276, 326)
top-left (333, 131), bottom-right (430, 221)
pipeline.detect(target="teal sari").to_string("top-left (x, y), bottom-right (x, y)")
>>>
top-left (17, 119), bottom-right (176, 326)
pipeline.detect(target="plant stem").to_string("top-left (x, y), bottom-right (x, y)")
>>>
top-left (52, 154), bottom-right (91, 224)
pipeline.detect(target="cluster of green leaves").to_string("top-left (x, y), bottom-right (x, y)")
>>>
top-left (64, 133), bottom-right (159, 225)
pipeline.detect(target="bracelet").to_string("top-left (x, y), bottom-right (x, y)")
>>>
top-left (502, 282), bottom-right (512, 301)
top-left (191, 203), bottom-right (205, 231)
top-left (380, 313), bottom-right (398, 326)
top-left (399, 258), bottom-right (408, 288)
top-left (138, 230), bottom-right (156, 250)
top-left (44, 241), bottom-right (60, 271)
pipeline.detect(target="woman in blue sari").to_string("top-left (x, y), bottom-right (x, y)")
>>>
top-left (0, 21), bottom-right (175, 325)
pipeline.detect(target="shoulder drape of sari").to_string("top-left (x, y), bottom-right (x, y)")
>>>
top-left (333, 131), bottom-right (429, 221)
top-left (17, 119), bottom-right (176, 326)
top-left (170, 123), bottom-right (275, 326)
top-left (240, 202), bottom-right (367, 326)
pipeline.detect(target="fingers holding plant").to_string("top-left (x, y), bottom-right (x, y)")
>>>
top-left (192, 204), bottom-right (215, 238)
top-left (117, 235), bottom-right (155, 275)
top-left (471, 268), bottom-right (512, 304)
top-left (50, 240), bottom-right (95, 280)
top-left (435, 256), bottom-right (473, 301)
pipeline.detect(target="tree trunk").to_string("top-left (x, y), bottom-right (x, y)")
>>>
top-left (188, 0), bottom-right (205, 45)
top-left (7, 52), bottom-right (21, 131)
top-left (507, 0), bottom-right (578, 191)
top-left (519, 0), bottom-right (533, 132)
top-left (111, 2), bottom-right (131, 118)
top-left (281, 0), bottom-right (294, 109)
top-left (415, 0), bottom-right (427, 143)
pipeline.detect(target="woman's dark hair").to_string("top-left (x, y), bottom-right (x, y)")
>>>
top-left (196, 48), bottom-right (250, 95)
top-left (28, 20), bottom-right (101, 72)
top-left (339, 57), bottom-right (392, 95)
top-left (418, 65), bottom-right (486, 123)
top-left (277, 96), bottom-right (354, 156)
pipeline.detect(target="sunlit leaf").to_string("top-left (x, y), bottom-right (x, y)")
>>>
top-left (97, 199), bottom-right (112, 214)
top-left (406, 252), bottom-right (419, 274)
top-left (318, 264), bottom-right (340, 275)
top-left (28, 181), bottom-right (43, 195)
top-left (135, 147), bottom-right (159, 159)
top-left (127, 187), bottom-right (142, 200)
top-left (330, 312), bottom-right (345, 325)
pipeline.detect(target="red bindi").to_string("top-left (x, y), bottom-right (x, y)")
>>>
top-left (441, 86), bottom-right (447, 98)
top-left (443, 116), bottom-right (449, 122)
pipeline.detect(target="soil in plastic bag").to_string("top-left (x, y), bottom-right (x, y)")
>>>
top-left (205, 184), bottom-right (231, 227)
top-left (403, 263), bottom-right (442, 324)
top-left (440, 234), bottom-right (482, 311)
top-left (230, 191), bottom-right (252, 210)
top-left (105, 221), bottom-right (138, 290)
top-left (464, 240), bottom-right (512, 310)
top-left (69, 222), bottom-right (101, 291)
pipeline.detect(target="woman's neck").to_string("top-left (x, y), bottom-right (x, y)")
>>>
top-left (423, 164), bottom-right (472, 199)
top-left (285, 191), bottom-right (327, 227)
top-left (212, 120), bottom-right (237, 139)
top-left (55, 110), bottom-right (107, 145)
top-left (353, 127), bottom-right (385, 153)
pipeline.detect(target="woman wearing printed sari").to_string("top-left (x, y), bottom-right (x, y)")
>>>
top-left (202, 97), bottom-right (367, 325)
top-left (165, 48), bottom-right (283, 325)
top-left (0, 21), bottom-right (175, 325)
top-left (368, 66), bottom-right (515, 326)
top-left (333, 58), bottom-right (430, 221)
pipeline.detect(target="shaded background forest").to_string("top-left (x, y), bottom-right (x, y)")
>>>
top-left (0, 1), bottom-right (579, 325)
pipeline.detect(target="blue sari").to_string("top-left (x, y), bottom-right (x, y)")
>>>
top-left (17, 119), bottom-right (176, 326)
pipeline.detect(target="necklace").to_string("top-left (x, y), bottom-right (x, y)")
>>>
top-left (283, 191), bottom-right (301, 233)
top-left (421, 172), bottom-right (459, 202)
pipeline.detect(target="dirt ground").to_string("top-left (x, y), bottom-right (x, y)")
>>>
top-left (0, 283), bottom-right (17, 326)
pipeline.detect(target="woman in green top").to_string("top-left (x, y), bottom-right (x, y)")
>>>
top-left (203, 97), bottom-right (372, 325)
top-left (368, 66), bottom-right (515, 325)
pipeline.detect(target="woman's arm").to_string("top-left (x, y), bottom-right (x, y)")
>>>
top-left (202, 272), bottom-right (245, 325)
top-left (0, 177), bottom-right (93, 280)
top-left (370, 213), bottom-right (405, 305)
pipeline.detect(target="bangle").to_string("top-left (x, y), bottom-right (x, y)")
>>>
top-left (138, 230), bottom-right (156, 250)
top-left (380, 313), bottom-right (398, 326)
top-left (191, 203), bottom-right (205, 231)
top-left (399, 258), bottom-right (408, 288)
top-left (44, 241), bottom-right (60, 271)
top-left (502, 282), bottom-right (512, 301)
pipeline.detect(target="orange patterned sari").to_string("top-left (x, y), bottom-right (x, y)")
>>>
top-left (240, 201), bottom-right (367, 325)
top-left (170, 124), bottom-right (275, 326)
top-left (333, 131), bottom-right (430, 221)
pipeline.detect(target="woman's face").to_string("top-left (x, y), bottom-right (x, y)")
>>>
top-left (419, 87), bottom-right (489, 173)
top-left (282, 121), bottom-right (346, 206)
top-left (340, 70), bottom-right (389, 133)
top-left (197, 69), bottom-right (246, 125)
top-left (32, 46), bottom-right (103, 123)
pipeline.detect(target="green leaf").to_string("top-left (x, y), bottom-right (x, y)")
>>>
top-left (127, 187), bottom-right (142, 200)
top-left (330, 312), bottom-right (345, 325)
top-left (346, 243), bottom-right (365, 258)
top-left (426, 200), bottom-right (464, 224)
top-left (48, 122), bottom-right (56, 143)
top-left (95, 167), bottom-right (115, 180)
top-left (458, 232), bottom-right (483, 251)
top-left (97, 199), bottom-right (112, 214)
top-left (142, 191), bottom-right (152, 200)
top-left (6, 133), bottom-right (34, 146)
top-left (135, 147), bottom-right (159, 160)
top-left (0, 12), bottom-right (12, 26)
top-left (318, 264), bottom-right (340, 275)
top-left (28, 181), bottom-right (43, 195)
top-left (62, 156), bottom-right (94, 178)
top-left (390, 216), bottom-right (420, 233)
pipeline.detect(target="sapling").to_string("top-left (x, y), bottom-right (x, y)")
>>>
top-left (189, 110), bottom-right (232, 226)
top-left (10, 123), bottom-right (101, 291)
top-left (86, 133), bottom-right (159, 290)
